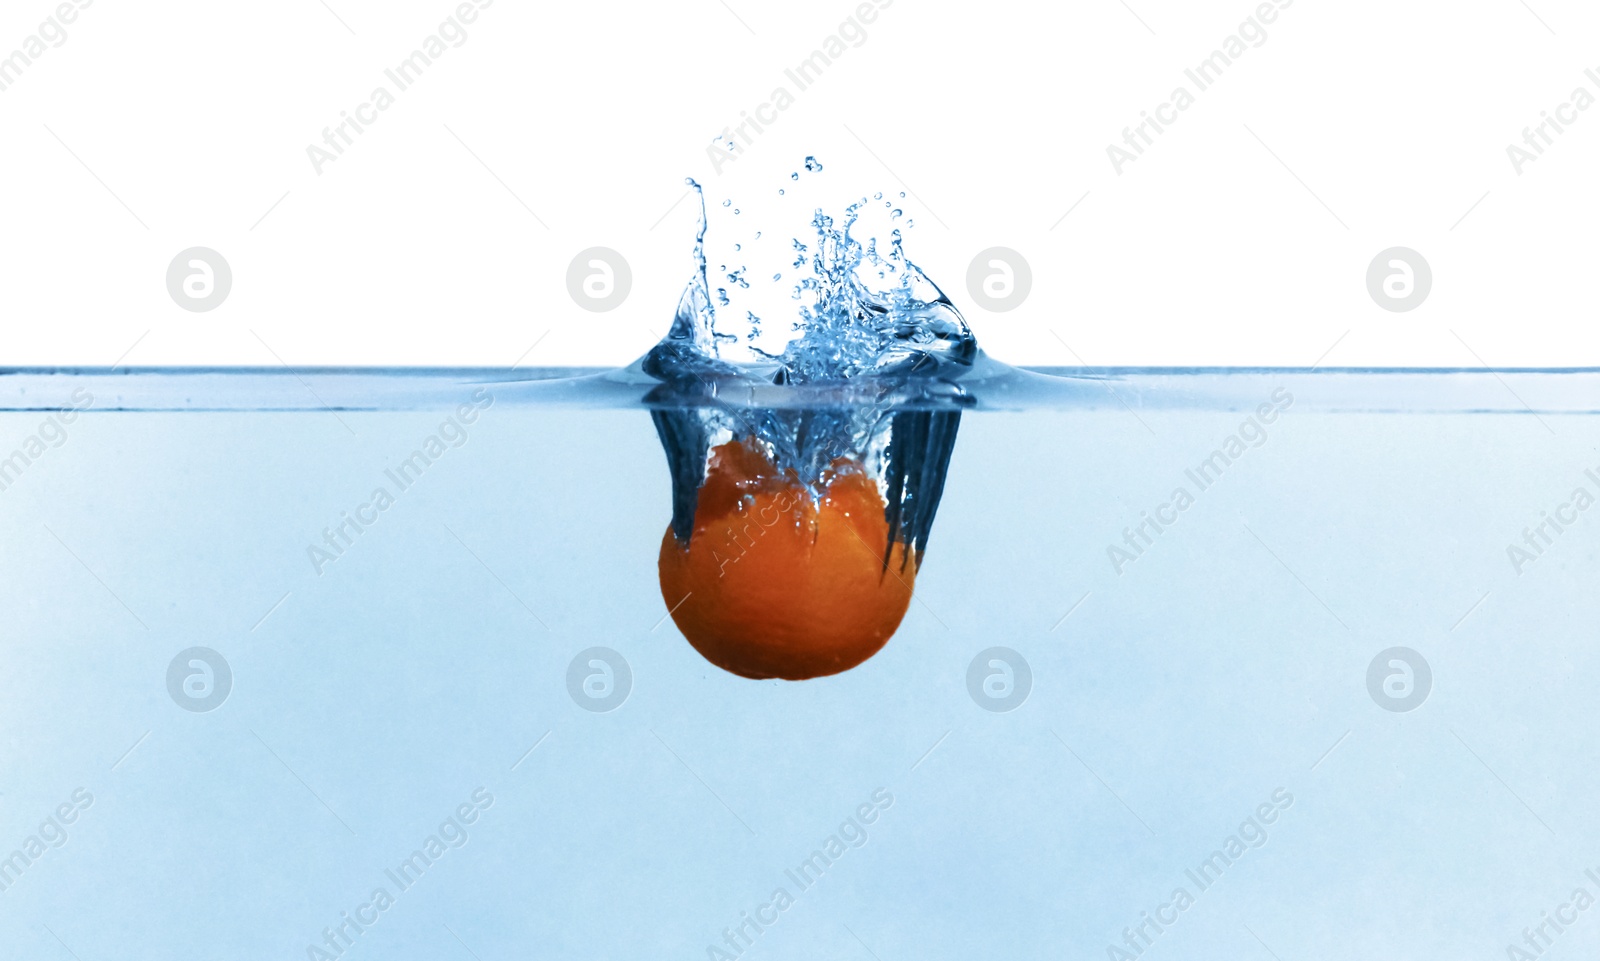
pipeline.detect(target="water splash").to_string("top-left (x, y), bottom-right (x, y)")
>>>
top-left (643, 163), bottom-right (973, 570)
top-left (644, 176), bottom-right (976, 386)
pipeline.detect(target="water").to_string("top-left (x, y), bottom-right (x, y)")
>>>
top-left (649, 178), bottom-right (973, 382)
top-left (3, 365), bottom-right (1600, 960)
top-left (1, 160), bottom-right (1593, 959)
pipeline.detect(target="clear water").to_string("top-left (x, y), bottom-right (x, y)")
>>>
top-left (3, 366), bottom-right (1599, 960)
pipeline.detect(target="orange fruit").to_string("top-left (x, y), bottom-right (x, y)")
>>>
top-left (658, 438), bottom-right (915, 679)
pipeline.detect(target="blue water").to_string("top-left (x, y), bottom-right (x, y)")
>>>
top-left (2, 366), bottom-right (1599, 960)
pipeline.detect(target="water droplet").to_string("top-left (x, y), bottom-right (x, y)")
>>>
top-left (722, 199), bottom-right (732, 207)
top-left (791, 172), bottom-right (800, 180)
top-left (804, 156), bottom-right (823, 172)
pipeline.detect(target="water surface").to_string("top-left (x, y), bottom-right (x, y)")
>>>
top-left (0, 365), bottom-right (1595, 961)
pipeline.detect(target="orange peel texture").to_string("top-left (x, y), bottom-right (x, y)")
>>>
top-left (658, 438), bottom-right (915, 680)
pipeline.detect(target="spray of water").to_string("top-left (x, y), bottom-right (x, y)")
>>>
top-left (645, 172), bottom-right (976, 386)
top-left (643, 161), bottom-right (972, 564)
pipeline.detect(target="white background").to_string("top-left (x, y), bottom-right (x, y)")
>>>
top-left (0, 0), bottom-right (1597, 369)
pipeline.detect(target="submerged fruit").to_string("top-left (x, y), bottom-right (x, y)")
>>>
top-left (658, 438), bottom-right (915, 680)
